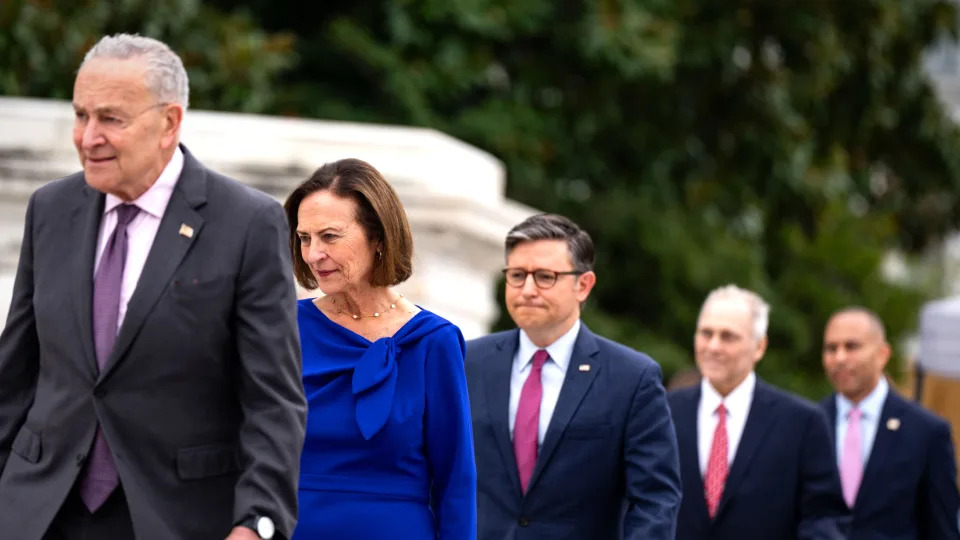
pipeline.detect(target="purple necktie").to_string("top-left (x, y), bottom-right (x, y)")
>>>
top-left (80, 203), bottom-right (139, 512)
top-left (840, 407), bottom-right (864, 508)
top-left (514, 349), bottom-right (548, 494)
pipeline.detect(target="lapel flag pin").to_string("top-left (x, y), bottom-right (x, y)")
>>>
top-left (886, 418), bottom-right (900, 431)
top-left (179, 224), bottom-right (194, 238)
top-left (578, 364), bottom-right (590, 372)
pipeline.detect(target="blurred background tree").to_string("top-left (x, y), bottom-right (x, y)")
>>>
top-left (3, 0), bottom-right (960, 397)
top-left (0, 0), bottom-right (295, 112)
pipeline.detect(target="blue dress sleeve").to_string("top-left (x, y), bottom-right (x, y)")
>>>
top-left (424, 324), bottom-right (477, 540)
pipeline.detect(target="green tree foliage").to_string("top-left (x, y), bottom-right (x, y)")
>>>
top-left (4, 0), bottom-right (960, 396)
top-left (224, 0), bottom-right (960, 397)
top-left (0, 0), bottom-right (295, 112)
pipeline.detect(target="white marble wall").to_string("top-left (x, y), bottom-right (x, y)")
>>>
top-left (0, 96), bottom-right (535, 336)
top-left (0, 200), bottom-right (27, 323)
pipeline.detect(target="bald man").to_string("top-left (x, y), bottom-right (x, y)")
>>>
top-left (821, 308), bottom-right (960, 539)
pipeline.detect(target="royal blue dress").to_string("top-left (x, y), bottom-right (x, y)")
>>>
top-left (292, 299), bottom-right (477, 540)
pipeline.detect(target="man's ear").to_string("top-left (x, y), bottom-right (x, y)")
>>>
top-left (877, 340), bottom-right (892, 371)
top-left (753, 335), bottom-right (769, 364)
top-left (160, 103), bottom-right (184, 149)
top-left (575, 271), bottom-right (596, 303)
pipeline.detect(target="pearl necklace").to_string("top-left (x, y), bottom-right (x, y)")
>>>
top-left (333, 294), bottom-right (404, 320)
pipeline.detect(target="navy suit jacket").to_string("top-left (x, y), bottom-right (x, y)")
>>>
top-left (821, 390), bottom-right (960, 540)
top-left (465, 324), bottom-right (682, 540)
top-left (670, 379), bottom-right (848, 540)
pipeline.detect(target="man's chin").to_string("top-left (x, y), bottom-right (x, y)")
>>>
top-left (509, 313), bottom-right (544, 329)
top-left (83, 172), bottom-right (113, 188)
top-left (702, 371), bottom-right (737, 389)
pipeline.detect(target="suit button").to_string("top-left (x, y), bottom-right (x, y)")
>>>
top-left (94, 388), bottom-right (106, 398)
top-left (518, 517), bottom-right (530, 527)
top-left (75, 454), bottom-right (85, 467)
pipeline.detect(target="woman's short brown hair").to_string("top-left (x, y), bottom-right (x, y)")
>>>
top-left (284, 158), bottom-right (413, 290)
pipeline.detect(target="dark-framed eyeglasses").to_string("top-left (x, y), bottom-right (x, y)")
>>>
top-left (502, 267), bottom-right (583, 289)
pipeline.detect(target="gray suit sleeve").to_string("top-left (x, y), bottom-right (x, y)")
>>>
top-left (231, 200), bottom-right (307, 539)
top-left (0, 192), bottom-right (40, 474)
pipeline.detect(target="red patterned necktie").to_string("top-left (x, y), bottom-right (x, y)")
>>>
top-left (80, 203), bottom-right (140, 512)
top-left (704, 402), bottom-right (729, 519)
top-left (514, 349), bottom-right (548, 493)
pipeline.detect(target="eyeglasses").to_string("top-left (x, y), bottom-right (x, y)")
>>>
top-left (502, 267), bottom-right (583, 289)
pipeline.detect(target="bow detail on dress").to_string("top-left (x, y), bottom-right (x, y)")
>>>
top-left (352, 337), bottom-right (401, 439)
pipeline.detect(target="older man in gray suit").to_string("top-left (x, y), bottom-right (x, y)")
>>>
top-left (0, 34), bottom-right (306, 540)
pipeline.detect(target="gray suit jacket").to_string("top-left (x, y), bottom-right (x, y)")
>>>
top-left (0, 146), bottom-right (307, 540)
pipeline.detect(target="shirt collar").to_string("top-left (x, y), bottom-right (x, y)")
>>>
top-left (837, 376), bottom-right (889, 420)
top-left (516, 319), bottom-right (581, 374)
top-left (103, 146), bottom-right (184, 218)
top-left (701, 371), bottom-right (756, 418)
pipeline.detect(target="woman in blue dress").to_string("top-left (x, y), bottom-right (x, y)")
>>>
top-left (283, 158), bottom-right (476, 539)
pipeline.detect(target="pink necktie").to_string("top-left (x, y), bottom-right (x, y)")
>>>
top-left (840, 407), bottom-right (863, 507)
top-left (704, 403), bottom-right (728, 518)
top-left (514, 349), bottom-right (548, 494)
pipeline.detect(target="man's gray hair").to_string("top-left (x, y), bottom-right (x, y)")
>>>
top-left (701, 284), bottom-right (770, 341)
top-left (505, 214), bottom-right (594, 272)
top-left (82, 33), bottom-right (190, 108)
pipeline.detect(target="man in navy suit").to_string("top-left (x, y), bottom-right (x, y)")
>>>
top-left (820, 307), bottom-right (960, 539)
top-left (669, 285), bottom-right (848, 539)
top-left (465, 214), bottom-right (681, 540)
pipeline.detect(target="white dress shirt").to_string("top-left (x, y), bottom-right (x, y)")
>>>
top-left (698, 371), bottom-right (756, 475)
top-left (94, 147), bottom-right (183, 329)
top-left (835, 376), bottom-right (889, 467)
top-left (508, 319), bottom-right (581, 446)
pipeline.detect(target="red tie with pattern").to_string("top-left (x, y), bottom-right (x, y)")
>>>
top-left (514, 349), bottom-right (548, 494)
top-left (704, 403), bottom-right (728, 519)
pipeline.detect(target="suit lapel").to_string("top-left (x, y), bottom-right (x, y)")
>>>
top-left (527, 325), bottom-right (600, 493)
top-left (677, 387), bottom-right (710, 522)
top-left (856, 392), bottom-right (903, 506)
top-left (715, 379), bottom-right (777, 519)
top-left (484, 330), bottom-right (523, 496)
top-left (99, 149), bottom-right (207, 380)
top-left (72, 184), bottom-right (105, 378)
top-left (824, 395), bottom-right (838, 438)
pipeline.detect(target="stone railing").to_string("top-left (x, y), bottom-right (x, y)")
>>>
top-left (0, 96), bottom-right (535, 336)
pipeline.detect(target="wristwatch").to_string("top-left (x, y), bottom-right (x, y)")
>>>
top-left (238, 515), bottom-right (275, 539)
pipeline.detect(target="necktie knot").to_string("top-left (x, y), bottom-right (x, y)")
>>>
top-left (115, 204), bottom-right (140, 226)
top-left (715, 403), bottom-right (727, 416)
top-left (848, 407), bottom-right (862, 421)
top-left (531, 349), bottom-right (549, 371)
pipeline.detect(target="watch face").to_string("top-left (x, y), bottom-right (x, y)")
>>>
top-left (256, 516), bottom-right (275, 539)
